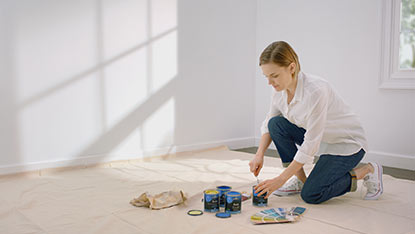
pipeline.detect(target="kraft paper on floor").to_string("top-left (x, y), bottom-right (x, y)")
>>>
top-left (0, 146), bottom-right (414, 234)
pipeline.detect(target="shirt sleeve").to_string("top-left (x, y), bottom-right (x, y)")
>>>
top-left (260, 90), bottom-right (282, 135)
top-left (293, 86), bottom-right (330, 164)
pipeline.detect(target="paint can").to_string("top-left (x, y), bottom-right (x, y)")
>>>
top-left (224, 191), bottom-right (242, 214)
top-left (216, 185), bottom-right (232, 207)
top-left (252, 185), bottom-right (268, 207)
top-left (203, 189), bottom-right (219, 212)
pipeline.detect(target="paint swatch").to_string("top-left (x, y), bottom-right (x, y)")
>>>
top-left (250, 207), bottom-right (306, 224)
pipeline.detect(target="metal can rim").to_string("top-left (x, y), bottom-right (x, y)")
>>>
top-left (204, 189), bottom-right (219, 195)
top-left (225, 191), bottom-right (241, 197)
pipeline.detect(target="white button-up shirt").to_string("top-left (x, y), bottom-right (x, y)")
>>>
top-left (261, 71), bottom-right (368, 165)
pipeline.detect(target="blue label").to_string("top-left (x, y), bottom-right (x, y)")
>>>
top-left (206, 195), bottom-right (212, 202)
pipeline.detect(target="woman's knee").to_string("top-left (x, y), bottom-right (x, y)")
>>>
top-left (267, 116), bottom-right (286, 133)
top-left (300, 185), bottom-right (323, 204)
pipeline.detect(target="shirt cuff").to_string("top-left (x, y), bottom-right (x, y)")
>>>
top-left (260, 124), bottom-right (269, 135)
top-left (293, 151), bottom-right (314, 165)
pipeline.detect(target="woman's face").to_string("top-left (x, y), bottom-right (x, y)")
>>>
top-left (260, 62), bottom-right (295, 92)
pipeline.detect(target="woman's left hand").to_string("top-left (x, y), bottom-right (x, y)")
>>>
top-left (254, 176), bottom-right (286, 199)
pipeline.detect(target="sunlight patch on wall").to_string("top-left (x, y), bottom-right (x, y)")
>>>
top-left (18, 73), bottom-right (102, 163)
top-left (103, 48), bottom-right (147, 130)
top-left (151, 31), bottom-right (177, 93)
top-left (14, 0), bottom-right (97, 103)
top-left (101, 0), bottom-right (148, 60)
top-left (151, 0), bottom-right (177, 37)
top-left (142, 97), bottom-right (175, 150)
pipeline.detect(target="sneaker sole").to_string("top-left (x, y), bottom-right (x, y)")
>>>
top-left (272, 190), bottom-right (301, 196)
top-left (364, 163), bottom-right (383, 200)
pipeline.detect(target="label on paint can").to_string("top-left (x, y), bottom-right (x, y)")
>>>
top-left (224, 191), bottom-right (241, 214)
top-left (216, 185), bottom-right (232, 207)
top-left (252, 185), bottom-right (268, 207)
top-left (204, 189), bottom-right (219, 212)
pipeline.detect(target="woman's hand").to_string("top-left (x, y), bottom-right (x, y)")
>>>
top-left (249, 153), bottom-right (264, 177)
top-left (254, 176), bottom-right (286, 199)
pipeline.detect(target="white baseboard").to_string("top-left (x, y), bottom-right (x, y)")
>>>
top-left (255, 137), bottom-right (415, 170)
top-left (361, 151), bottom-right (415, 171)
top-left (0, 137), bottom-right (255, 176)
top-left (255, 137), bottom-right (278, 150)
top-left (2, 137), bottom-right (412, 176)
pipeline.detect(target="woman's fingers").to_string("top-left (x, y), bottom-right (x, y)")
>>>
top-left (254, 165), bottom-right (262, 176)
top-left (254, 168), bottom-right (259, 177)
top-left (264, 190), bottom-right (272, 199)
top-left (254, 181), bottom-right (268, 196)
top-left (257, 187), bottom-right (268, 197)
top-left (249, 161), bottom-right (254, 172)
top-left (250, 163), bottom-right (261, 176)
top-left (249, 161), bottom-right (258, 174)
top-left (254, 181), bottom-right (264, 191)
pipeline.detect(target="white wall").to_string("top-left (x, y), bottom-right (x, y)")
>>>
top-left (255, 0), bottom-right (415, 170)
top-left (0, 0), bottom-right (256, 174)
top-left (2, 0), bottom-right (413, 174)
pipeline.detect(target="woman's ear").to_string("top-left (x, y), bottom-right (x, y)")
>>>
top-left (289, 62), bottom-right (296, 76)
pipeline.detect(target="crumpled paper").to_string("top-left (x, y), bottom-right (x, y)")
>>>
top-left (130, 190), bottom-right (187, 210)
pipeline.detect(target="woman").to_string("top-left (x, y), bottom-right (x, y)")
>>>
top-left (251, 41), bottom-right (383, 204)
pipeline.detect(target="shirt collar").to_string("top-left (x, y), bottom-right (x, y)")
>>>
top-left (283, 71), bottom-right (304, 104)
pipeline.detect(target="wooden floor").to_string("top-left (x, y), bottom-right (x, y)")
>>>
top-left (234, 147), bottom-right (415, 181)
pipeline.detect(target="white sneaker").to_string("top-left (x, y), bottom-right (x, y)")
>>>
top-left (272, 176), bottom-right (303, 196)
top-left (363, 162), bottom-right (383, 200)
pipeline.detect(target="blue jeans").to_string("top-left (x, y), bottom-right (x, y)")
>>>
top-left (268, 116), bottom-right (365, 204)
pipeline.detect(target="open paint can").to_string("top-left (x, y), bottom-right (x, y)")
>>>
top-left (204, 189), bottom-right (219, 212)
top-left (216, 185), bottom-right (232, 207)
top-left (224, 191), bottom-right (242, 214)
top-left (252, 185), bottom-right (268, 207)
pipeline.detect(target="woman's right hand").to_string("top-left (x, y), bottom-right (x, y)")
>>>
top-left (249, 153), bottom-right (264, 177)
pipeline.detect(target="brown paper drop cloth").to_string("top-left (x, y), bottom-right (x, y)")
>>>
top-left (0, 146), bottom-right (414, 234)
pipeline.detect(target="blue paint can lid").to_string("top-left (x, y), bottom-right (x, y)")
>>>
top-left (217, 185), bottom-right (232, 190)
top-left (215, 212), bottom-right (231, 218)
